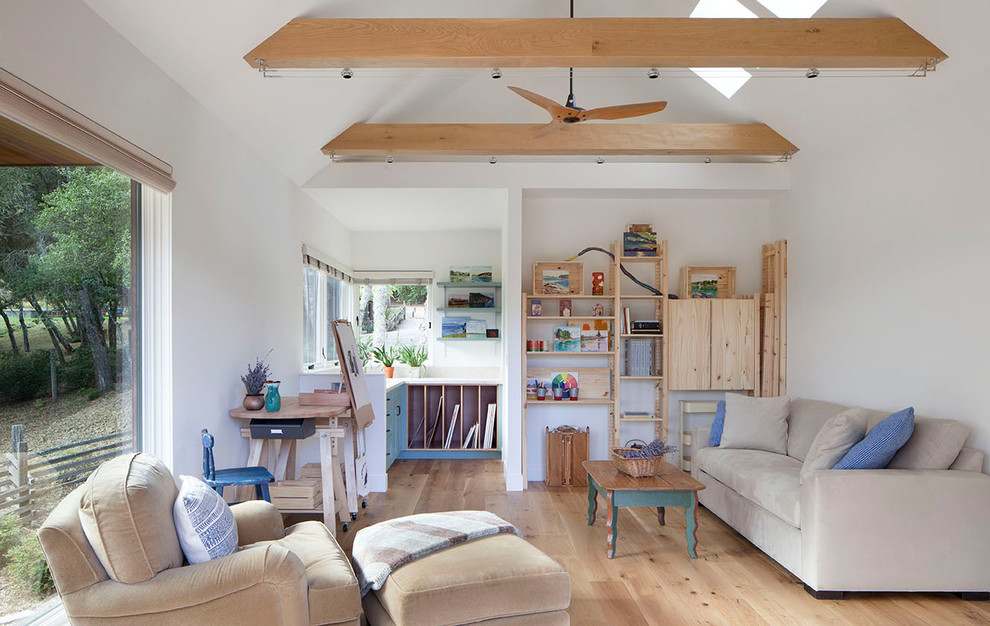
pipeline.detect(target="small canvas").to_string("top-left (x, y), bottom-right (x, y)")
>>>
top-left (553, 326), bottom-right (581, 352)
top-left (465, 319), bottom-right (487, 338)
top-left (559, 299), bottom-right (572, 317)
top-left (444, 405), bottom-right (461, 449)
top-left (447, 295), bottom-right (469, 308)
top-left (483, 404), bottom-right (497, 449)
top-left (470, 266), bottom-right (493, 283)
top-left (581, 329), bottom-right (609, 352)
top-left (441, 317), bottom-right (469, 338)
top-left (469, 291), bottom-right (495, 308)
top-left (531, 300), bottom-right (542, 316)
top-left (449, 266), bottom-right (471, 282)
top-left (623, 231), bottom-right (658, 257)
top-left (526, 378), bottom-right (539, 399)
top-left (542, 269), bottom-right (569, 295)
top-left (690, 273), bottom-right (720, 299)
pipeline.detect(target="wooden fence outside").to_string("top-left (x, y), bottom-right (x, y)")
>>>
top-left (0, 425), bottom-right (132, 524)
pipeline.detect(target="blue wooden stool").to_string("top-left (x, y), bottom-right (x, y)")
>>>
top-left (201, 429), bottom-right (274, 502)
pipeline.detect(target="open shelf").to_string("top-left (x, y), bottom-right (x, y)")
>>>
top-left (621, 295), bottom-right (664, 300)
top-left (620, 417), bottom-right (663, 422)
top-left (527, 315), bottom-right (615, 321)
top-left (527, 294), bottom-right (612, 300)
top-left (619, 256), bottom-right (661, 263)
top-left (437, 281), bottom-right (501, 288)
top-left (526, 399), bottom-right (613, 406)
top-left (437, 307), bottom-right (501, 313)
top-left (620, 376), bottom-right (663, 380)
top-left (437, 337), bottom-right (500, 342)
top-left (526, 351), bottom-right (612, 357)
top-left (620, 333), bottom-right (663, 338)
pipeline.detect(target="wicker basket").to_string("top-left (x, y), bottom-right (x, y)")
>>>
top-left (609, 439), bottom-right (663, 478)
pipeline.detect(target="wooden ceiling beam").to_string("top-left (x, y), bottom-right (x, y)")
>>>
top-left (322, 124), bottom-right (798, 159)
top-left (247, 18), bottom-right (946, 70)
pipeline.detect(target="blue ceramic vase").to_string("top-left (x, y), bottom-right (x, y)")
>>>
top-left (265, 381), bottom-right (281, 412)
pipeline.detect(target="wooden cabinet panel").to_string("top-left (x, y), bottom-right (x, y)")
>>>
top-left (669, 300), bottom-right (711, 390)
top-left (710, 299), bottom-right (757, 390)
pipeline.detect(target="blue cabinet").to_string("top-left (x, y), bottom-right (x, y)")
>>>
top-left (385, 384), bottom-right (406, 470)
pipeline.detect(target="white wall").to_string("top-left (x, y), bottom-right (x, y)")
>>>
top-left (768, 3), bottom-right (990, 471)
top-left (351, 228), bottom-right (505, 369)
top-left (522, 193), bottom-right (774, 481)
top-left (0, 0), bottom-right (352, 477)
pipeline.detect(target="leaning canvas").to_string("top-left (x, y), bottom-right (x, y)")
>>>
top-left (553, 326), bottom-right (581, 352)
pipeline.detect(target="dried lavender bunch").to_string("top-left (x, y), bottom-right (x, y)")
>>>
top-left (241, 351), bottom-right (272, 395)
top-left (621, 438), bottom-right (677, 460)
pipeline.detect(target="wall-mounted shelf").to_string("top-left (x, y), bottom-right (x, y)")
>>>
top-left (526, 294), bottom-right (612, 300)
top-left (527, 316), bottom-right (615, 321)
top-left (525, 351), bottom-right (611, 357)
top-left (438, 280), bottom-right (501, 343)
top-left (437, 337), bottom-right (501, 342)
top-left (437, 281), bottom-right (501, 288)
top-left (437, 307), bottom-right (501, 313)
top-left (526, 399), bottom-right (613, 406)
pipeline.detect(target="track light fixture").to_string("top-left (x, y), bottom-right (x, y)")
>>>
top-left (489, 156), bottom-right (497, 164)
top-left (805, 67), bottom-right (820, 78)
top-left (596, 156), bottom-right (605, 164)
top-left (647, 68), bottom-right (661, 79)
top-left (386, 155), bottom-right (394, 163)
top-left (491, 68), bottom-right (503, 79)
top-left (341, 68), bottom-right (354, 79)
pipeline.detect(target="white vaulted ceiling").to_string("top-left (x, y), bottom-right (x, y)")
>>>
top-left (80, 0), bottom-right (947, 189)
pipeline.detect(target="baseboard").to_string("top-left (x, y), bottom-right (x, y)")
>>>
top-left (954, 592), bottom-right (990, 601)
top-left (804, 585), bottom-right (844, 600)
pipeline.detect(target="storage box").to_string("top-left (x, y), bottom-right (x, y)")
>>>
top-left (248, 418), bottom-right (315, 440)
top-left (299, 390), bottom-right (351, 407)
top-left (270, 480), bottom-right (322, 510)
top-left (300, 462), bottom-right (323, 480)
top-left (545, 426), bottom-right (589, 487)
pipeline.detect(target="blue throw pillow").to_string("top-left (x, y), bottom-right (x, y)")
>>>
top-left (709, 401), bottom-right (727, 447)
top-left (833, 407), bottom-right (915, 470)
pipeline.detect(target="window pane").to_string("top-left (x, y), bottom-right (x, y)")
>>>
top-left (324, 274), bottom-right (342, 362)
top-left (0, 165), bottom-right (138, 615)
top-left (359, 284), bottom-right (429, 354)
top-left (302, 266), bottom-right (319, 363)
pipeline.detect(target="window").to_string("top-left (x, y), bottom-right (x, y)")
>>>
top-left (358, 283), bottom-right (430, 353)
top-left (302, 254), bottom-right (353, 367)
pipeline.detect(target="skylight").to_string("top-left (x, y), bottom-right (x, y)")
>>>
top-left (690, 0), bottom-right (756, 98)
top-left (755, 0), bottom-right (828, 18)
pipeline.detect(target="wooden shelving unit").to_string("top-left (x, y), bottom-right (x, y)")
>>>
top-left (615, 241), bottom-right (669, 448)
top-left (402, 383), bottom-right (500, 459)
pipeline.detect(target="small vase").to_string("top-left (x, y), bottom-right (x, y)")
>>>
top-left (243, 394), bottom-right (264, 411)
top-left (384, 366), bottom-right (395, 379)
top-left (265, 381), bottom-right (281, 412)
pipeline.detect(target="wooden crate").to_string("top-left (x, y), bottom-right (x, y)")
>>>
top-left (545, 426), bottom-right (589, 487)
top-left (270, 480), bottom-right (322, 510)
top-left (533, 262), bottom-right (583, 295)
top-left (300, 463), bottom-right (322, 479)
top-left (299, 390), bottom-right (351, 407)
top-left (679, 266), bottom-right (737, 299)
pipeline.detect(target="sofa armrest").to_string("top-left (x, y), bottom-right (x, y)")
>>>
top-left (801, 469), bottom-right (990, 593)
top-left (693, 425), bottom-right (712, 453)
top-left (231, 500), bottom-right (285, 545)
top-left (60, 543), bottom-right (309, 623)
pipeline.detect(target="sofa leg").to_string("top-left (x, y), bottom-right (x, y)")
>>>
top-left (955, 592), bottom-right (990, 601)
top-left (804, 585), bottom-right (844, 600)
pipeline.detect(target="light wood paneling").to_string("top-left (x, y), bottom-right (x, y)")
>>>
top-left (710, 299), bottom-right (758, 390)
top-left (528, 367), bottom-right (611, 400)
top-left (0, 115), bottom-right (95, 166)
top-left (323, 123), bottom-right (798, 158)
top-left (246, 18), bottom-right (946, 69)
top-left (668, 300), bottom-right (710, 390)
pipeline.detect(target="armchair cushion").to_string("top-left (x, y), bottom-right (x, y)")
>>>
top-left (719, 394), bottom-right (791, 454)
top-left (888, 416), bottom-right (970, 470)
top-left (78, 453), bottom-right (183, 584)
top-left (800, 407), bottom-right (868, 484)
top-left (173, 476), bottom-right (238, 564)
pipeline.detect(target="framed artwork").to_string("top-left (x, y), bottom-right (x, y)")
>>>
top-left (552, 326), bottom-right (581, 352)
top-left (623, 231), bottom-right (658, 257)
top-left (470, 266), bottom-right (493, 283)
top-left (449, 266), bottom-right (471, 282)
top-left (679, 266), bottom-right (737, 299)
top-left (533, 262), bottom-right (583, 295)
top-left (592, 272), bottom-right (604, 295)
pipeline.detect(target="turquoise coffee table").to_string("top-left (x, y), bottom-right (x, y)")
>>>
top-left (583, 459), bottom-right (705, 559)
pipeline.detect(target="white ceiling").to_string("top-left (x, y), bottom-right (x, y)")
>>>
top-left (78, 0), bottom-right (955, 233)
top-left (306, 188), bottom-right (506, 232)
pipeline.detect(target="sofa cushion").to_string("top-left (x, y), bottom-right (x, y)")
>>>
top-left (694, 447), bottom-right (803, 528)
top-left (173, 475), bottom-right (238, 564)
top-left (272, 521), bottom-right (362, 625)
top-left (374, 534), bottom-right (570, 625)
top-left (887, 416), bottom-right (970, 470)
top-left (834, 408), bottom-right (915, 470)
top-left (800, 408), bottom-right (869, 484)
top-left (785, 398), bottom-right (850, 462)
top-left (719, 394), bottom-right (790, 454)
top-left (708, 400), bottom-right (726, 447)
top-left (78, 453), bottom-right (183, 584)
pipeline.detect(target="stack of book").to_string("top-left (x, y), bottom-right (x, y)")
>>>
top-left (626, 338), bottom-right (654, 376)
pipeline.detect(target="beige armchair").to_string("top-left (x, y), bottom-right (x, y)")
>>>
top-left (38, 453), bottom-right (362, 626)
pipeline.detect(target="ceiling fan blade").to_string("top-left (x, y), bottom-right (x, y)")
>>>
top-left (580, 101), bottom-right (668, 121)
top-left (508, 86), bottom-right (571, 119)
top-left (533, 121), bottom-right (564, 138)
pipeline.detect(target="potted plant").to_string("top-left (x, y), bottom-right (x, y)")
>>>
top-left (240, 351), bottom-right (272, 410)
top-left (369, 345), bottom-right (398, 378)
top-left (397, 343), bottom-right (429, 378)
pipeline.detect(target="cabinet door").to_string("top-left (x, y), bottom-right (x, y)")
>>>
top-left (711, 299), bottom-right (757, 390)
top-left (669, 300), bottom-right (711, 390)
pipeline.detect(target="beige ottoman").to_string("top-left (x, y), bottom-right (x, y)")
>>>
top-left (362, 534), bottom-right (571, 625)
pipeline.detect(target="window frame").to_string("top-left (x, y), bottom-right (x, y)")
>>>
top-left (303, 266), bottom-right (353, 369)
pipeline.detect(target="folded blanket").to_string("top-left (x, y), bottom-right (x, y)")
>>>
top-left (352, 510), bottom-right (521, 596)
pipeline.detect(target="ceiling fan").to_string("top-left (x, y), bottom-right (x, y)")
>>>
top-left (507, 0), bottom-right (667, 137)
top-left (508, 73), bottom-right (668, 138)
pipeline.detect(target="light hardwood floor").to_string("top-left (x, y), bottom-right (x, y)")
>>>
top-left (34, 459), bottom-right (990, 625)
top-left (330, 459), bottom-right (990, 626)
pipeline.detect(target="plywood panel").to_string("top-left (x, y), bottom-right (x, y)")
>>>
top-left (711, 299), bottom-right (757, 391)
top-left (527, 367), bottom-right (611, 399)
top-left (668, 300), bottom-right (710, 391)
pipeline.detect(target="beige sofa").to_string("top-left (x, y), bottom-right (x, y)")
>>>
top-left (39, 453), bottom-right (362, 625)
top-left (692, 398), bottom-right (990, 598)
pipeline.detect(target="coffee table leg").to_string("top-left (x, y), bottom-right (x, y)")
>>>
top-left (686, 492), bottom-right (699, 558)
top-left (587, 478), bottom-right (598, 525)
top-left (606, 490), bottom-right (618, 559)
top-left (657, 506), bottom-right (665, 526)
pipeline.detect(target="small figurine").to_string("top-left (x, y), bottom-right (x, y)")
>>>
top-left (592, 304), bottom-right (605, 317)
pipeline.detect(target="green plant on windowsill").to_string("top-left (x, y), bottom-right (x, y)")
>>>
top-left (369, 345), bottom-right (398, 378)
top-left (396, 344), bottom-right (428, 368)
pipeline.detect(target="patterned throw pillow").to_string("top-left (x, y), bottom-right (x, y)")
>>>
top-left (833, 407), bottom-right (915, 470)
top-left (708, 401), bottom-right (727, 447)
top-left (172, 475), bottom-right (238, 564)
